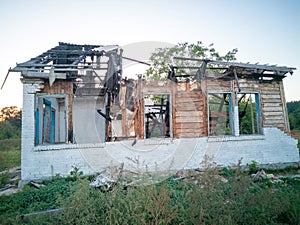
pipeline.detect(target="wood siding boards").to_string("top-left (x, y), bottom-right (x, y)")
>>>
top-left (174, 87), bottom-right (206, 138)
top-left (260, 81), bottom-right (288, 130)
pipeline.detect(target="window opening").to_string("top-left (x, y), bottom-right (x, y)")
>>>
top-left (144, 94), bottom-right (171, 138)
top-left (208, 93), bottom-right (232, 136)
top-left (237, 93), bottom-right (262, 134)
top-left (35, 95), bottom-right (68, 145)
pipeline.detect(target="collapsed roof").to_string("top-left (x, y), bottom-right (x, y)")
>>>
top-left (4, 42), bottom-right (297, 92)
top-left (170, 57), bottom-right (296, 83)
top-left (9, 42), bottom-right (123, 98)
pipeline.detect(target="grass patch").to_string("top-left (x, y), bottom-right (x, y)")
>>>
top-left (0, 149), bottom-right (21, 171)
top-left (0, 173), bottom-right (10, 189)
top-left (0, 168), bottom-right (299, 225)
top-left (0, 139), bottom-right (21, 171)
top-left (0, 139), bottom-right (21, 152)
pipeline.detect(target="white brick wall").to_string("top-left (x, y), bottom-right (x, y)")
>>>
top-left (21, 127), bottom-right (299, 183)
top-left (21, 81), bottom-right (299, 183)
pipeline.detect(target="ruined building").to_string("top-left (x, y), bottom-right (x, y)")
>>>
top-left (7, 42), bottom-right (299, 182)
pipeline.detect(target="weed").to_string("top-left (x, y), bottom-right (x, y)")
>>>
top-left (0, 172), bottom-right (10, 189)
top-left (248, 160), bottom-right (259, 174)
top-left (219, 167), bottom-right (234, 177)
top-left (68, 166), bottom-right (83, 181)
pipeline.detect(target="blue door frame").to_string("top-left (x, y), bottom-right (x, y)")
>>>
top-left (35, 110), bottom-right (39, 145)
top-left (43, 99), bottom-right (55, 143)
top-left (255, 93), bottom-right (263, 134)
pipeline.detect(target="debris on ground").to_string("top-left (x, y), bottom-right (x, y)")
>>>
top-left (29, 181), bottom-right (45, 189)
top-left (174, 169), bottom-right (228, 185)
top-left (90, 164), bottom-right (174, 190)
top-left (251, 169), bottom-right (284, 183)
top-left (89, 163), bottom-right (124, 191)
top-left (0, 167), bottom-right (21, 196)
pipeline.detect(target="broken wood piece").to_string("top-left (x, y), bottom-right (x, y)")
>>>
top-left (30, 181), bottom-right (45, 189)
top-left (234, 69), bottom-right (241, 92)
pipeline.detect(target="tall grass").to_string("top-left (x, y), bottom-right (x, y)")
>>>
top-left (1, 166), bottom-right (299, 225)
top-left (0, 138), bottom-right (21, 171)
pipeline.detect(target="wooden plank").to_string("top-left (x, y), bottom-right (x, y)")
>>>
top-left (260, 91), bottom-right (281, 95)
top-left (176, 92), bottom-right (202, 97)
top-left (264, 117), bottom-right (283, 122)
top-left (175, 128), bottom-right (203, 133)
top-left (262, 106), bottom-right (283, 112)
top-left (209, 111), bottom-right (229, 117)
top-left (175, 111), bottom-right (203, 117)
top-left (260, 88), bottom-right (280, 94)
top-left (263, 120), bottom-right (285, 125)
top-left (175, 104), bottom-right (203, 111)
top-left (175, 132), bottom-right (204, 138)
top-left (175, 98), bottom-right (202, 105)
top-left (262, 103), bottom-right (282, 108)
top-left (206, 80), bottom-right (231, 87)
top-left (261, 98), bottom-right (282, 103)
top-left (175, 128), bottom-right (204, 134)
top-left (261, 94), bottom-right (281, 99)
top-left (279, 81), bottom-right (289, 131)
top-left (206, 83), bottom-right (231, 89)
top-left (175, 97), bottom-right (202, 104)
top-left (175, 122), bottom-right (203, 129)
top-left (175, 125), bottom-right (203, 130)
top-left (264, 119), bottom-right (284, 124)
top-left (175, 117), bottom-right (203, 123)
top-left (263, 112), bottom-right (283, 117)
top-left (261, 83), bottom-right (280, 88)
top-left (238, 83), bottom-right (254, 87)
top-left (260, 87), bottom-right (279, 93)
top-left (206, 84), bottom-right (231, 89)
top-left (239, 83), bottom-right (259, 88)
top-left (143, 87), bottom-right (172, 93)
top-left (23, 71), bottom-right (66, 79)
top-left (264, 122), bottom-right (285, 128)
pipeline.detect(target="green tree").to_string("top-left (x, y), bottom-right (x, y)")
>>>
top-left (0, 106), bottom-right (22, 140)
top-left (145, 41), bottom-right (238, 80)
top-left (287, 101), bottom-right (300, 130)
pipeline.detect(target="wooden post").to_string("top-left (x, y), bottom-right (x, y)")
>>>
top-left (279, 81), bottom-right (290, 131)
top-left (134, 77), bottom-right (143, 138)
top-left (121, 81), bottom-right (127, 137)
top-left (172, 80), bottom-right (176, 138)
top-left (185, 79), bottom-right (190, 92)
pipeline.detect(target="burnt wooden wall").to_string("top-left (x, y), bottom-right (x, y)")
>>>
top-left (132, 78), bottom-right (289, 139)
top-left (174, 82), bottom-right (207, 138)
top-left (133, 80), bottom-right (207, 139)
top-left (44, 77), bottom-right (288, 141)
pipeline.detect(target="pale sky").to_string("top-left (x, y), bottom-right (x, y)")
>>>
top-left (0, 0), bottom-right (299, 108)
